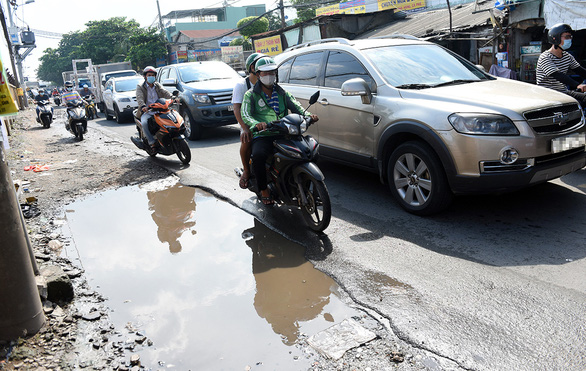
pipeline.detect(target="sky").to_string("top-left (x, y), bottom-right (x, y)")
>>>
top-left (0, 0), bottom-right (284, 82)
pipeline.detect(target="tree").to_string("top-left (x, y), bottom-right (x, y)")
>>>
top-left (290, 0), bottom-right (318, 24)
top-left (126, 28), bottom-right (167, 70)
top-left (229, 37), bottom-right (253, 51)
top-left (266, 11), bottom-right (283, 31)
top-left (237, 16), bottom-right (269, 37)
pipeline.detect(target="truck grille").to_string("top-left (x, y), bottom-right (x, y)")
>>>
top-left (523, 103), bottom-right (583, 134)
top-left (208, 92), bottom-right (232, 105)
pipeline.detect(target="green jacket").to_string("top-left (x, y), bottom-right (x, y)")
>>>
top-left (241, 82), bottom-right (309, 138)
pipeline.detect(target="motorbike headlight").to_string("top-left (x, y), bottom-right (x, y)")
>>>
top-left (300, 121), bottom-right (308, 134)
top-left (192, 93), bottom-right (210, 104)
top-left (448, 113), bottom-right (519, 135)
top-left (285, 123), bottom-right (299, 135)
top-left (118, 97), bottom-right (131, 102)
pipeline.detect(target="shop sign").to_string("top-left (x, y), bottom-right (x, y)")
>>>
top-left (254, 35), bottom-right (283, 56)
top-left (187, 51), bottom-right (197, 62)
top-left (316, 4), bottom-right (340, 16)
top-left (177, 51), bottom-right (188, 63)
top-left (378, 0), bottom-right (426, 12)
top-left (169, 52), bottom-right (178, 64)
top-left (221, 46), bottom-right (244, 65)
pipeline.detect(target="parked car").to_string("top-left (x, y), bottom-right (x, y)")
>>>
top-left (157, 61), bottom-right (241, 140)
top-left (274, 37), bottom-right (586, 215)
top-left (103, 76), bottom-right (144, 123)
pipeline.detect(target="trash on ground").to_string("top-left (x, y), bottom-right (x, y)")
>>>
top-left (21, 202), bottom-right (41, 219)
top-left (307, 318), bottom-right (376, 360)
top-left (24, 164), bottom-right (50, 172)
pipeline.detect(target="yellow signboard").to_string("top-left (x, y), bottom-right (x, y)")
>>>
top-left (0, 58), bottom-right (18, 116)
top-left (316, 4), bottom-right (341, 16)
top-left (254, 35), bottom-right (283, 56)
top-left (378, 0), bottom-right (426, 12)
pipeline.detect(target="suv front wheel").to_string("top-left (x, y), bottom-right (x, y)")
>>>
top-left (181, 109), bottom-right (202, 141)
top-left (387, 141), bottom-right (453, 215)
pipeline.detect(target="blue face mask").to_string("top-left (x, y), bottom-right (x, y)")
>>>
top-left (561, 39), bottom-right (572, 50)
top-left (147, 76), bottom-right (156, 84)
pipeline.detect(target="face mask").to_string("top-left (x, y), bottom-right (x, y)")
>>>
top-left (260, 74), bottom-right (276, 87)
top-left (147, 76), bottom-right (156, 84)
top-left (561, 39), bottom-right (572, 50)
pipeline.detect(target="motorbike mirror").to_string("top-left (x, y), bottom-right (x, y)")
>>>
top-left (308, 91), bottom-right (320, 105)
top-left (172, 90), bottom-right (179, 97)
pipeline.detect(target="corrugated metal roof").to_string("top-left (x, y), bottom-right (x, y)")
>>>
top-left (359, 1), bottom-right (494, 39)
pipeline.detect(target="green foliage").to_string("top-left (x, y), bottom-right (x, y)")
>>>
top-left (36, 17), bottom-right (162, 84)
top-left (237, 16), bottom-right (269, 37)
top-left (290, 0), bottom-right (317, 23)
top-left (266, 11), bottom-right (284, 31)
top-left (229, 37), bottom-right (253, 51)
top-left (126, 28), bottom-right (167, 70)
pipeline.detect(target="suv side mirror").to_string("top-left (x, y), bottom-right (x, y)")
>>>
top-left (341, 78), bottom-right (372, 105)
top-left (237, 70), bottom-right (246, 78)
top-left (162, 78), bottom-right (178, 86)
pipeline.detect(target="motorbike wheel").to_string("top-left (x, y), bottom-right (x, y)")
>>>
top-left (175, 139), bottom-right (191, 164)
top-left (299, 174), bottom-right (331, 232)
top-left (76, 124), bottom-right (84, 141)
top-left (41, 116), bottom-right (51, 128)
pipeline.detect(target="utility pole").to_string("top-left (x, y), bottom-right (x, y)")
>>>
top-left (280, 0), bottom-right (286, 29)
top-left (156, 0), bottom-right (171, 65)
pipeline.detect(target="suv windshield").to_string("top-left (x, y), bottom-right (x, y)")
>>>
top-left (363, 44), bottom-right (489, 89)
top-left (115, 78), bottom-right (143, 92)
top-left (178, 62), bottom-right (240, 83)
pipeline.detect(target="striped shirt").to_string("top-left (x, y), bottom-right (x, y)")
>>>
top-left (536, 50), bottom-right (580, 92)
top-left (61, 90), bottom-right (82, 103)
top-left (264, 88), bottom-right (280, 115)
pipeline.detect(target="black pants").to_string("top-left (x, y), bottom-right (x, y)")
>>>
top-left (565, 90), bottom-right (586, 109)
top-left (251, 136), bottom-right (275, 191)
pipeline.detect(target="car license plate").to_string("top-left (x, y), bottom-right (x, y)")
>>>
top-left (227, 105), bottom-right (234, 111)
top-left (551, 132), bottom-right (586, 153)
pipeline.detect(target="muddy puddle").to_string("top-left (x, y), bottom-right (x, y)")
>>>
top-left (62, 178), bottom-right (366, 369)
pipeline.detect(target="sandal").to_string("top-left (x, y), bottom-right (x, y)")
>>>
top-left (239, 176), bottom-right (249, 189)
top-left (260, 196), bottom-right (274, 206)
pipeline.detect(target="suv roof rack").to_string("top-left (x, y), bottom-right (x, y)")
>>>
top-left (372, 34), bottom-right (419, 40)
top-left (286, 38), bottom-right (352, 51)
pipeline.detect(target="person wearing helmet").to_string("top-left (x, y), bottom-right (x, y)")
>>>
top-left (33, 88), bottom-right (52, 122)
top-left (61, 81), bottom-right (83, 106)
top-left (232, 52), bottom-right (265, 188)
top-left (79, 84), bottom-right (94, 98)
top-left (536, 23), bottom-right (586, 106)
top-left (240, 56), bottom-right (319, 205)
top-left (136, 66), bottom-right (174, 147)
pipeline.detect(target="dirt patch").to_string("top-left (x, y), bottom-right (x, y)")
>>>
top-left (1, 108), bottom-right (171, 370)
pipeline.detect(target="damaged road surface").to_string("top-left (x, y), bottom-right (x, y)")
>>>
top-left (60, 178), bottom-right (393, 370)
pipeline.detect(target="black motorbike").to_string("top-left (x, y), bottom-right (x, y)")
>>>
top-left (36, 100), bottom-right (53, 128)
top-left (53, 95), bottom-right (61, 106)
top-left (65, 99), bottom-right (87, 141)
top-left (235, 91), bottom-right (331, 232)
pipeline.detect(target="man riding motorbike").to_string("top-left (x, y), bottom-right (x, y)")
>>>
top-left (536, 23), bottom-right (586, 107)
top-left (33, 88), bottom-right (53, 123)
top-left (61, 81), bottom-right (83, 106)
top-left (240, 57), bottom-right (319, 205)
top-left (136, 66), bottom-right (174, 148)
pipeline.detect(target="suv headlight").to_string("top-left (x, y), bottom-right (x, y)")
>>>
top-left (118, 97), bottom-right (131, 102)
top-left (448, 113), bottom-right (519, 135)
top-left (192, 93), bottom-right (210, 104)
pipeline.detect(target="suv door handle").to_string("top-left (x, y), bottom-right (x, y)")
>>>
top-left (318, 99), bottom-right (329, 106)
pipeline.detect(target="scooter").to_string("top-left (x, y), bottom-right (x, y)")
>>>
top-left (234, 91), bottom-right (331, 232)
top-left (83, 95), bottom-right (98, 120)
top-left (36, 100), bottom-right (53, 128)
top-left (65, 99), bottom-right (87, 141)
top-left (130, 93), bottom-right (191, 165)
top-left (53, 95), bottom-right (61, 106)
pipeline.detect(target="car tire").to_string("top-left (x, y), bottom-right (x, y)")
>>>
top-left (387, 141), bottom-right (453, 215)
top-left (182, 109), bottom-right (202, 141)
top-left (115, 104), bottom-right (124, 124)
top-left (106, 108), bottom-right (114, 120)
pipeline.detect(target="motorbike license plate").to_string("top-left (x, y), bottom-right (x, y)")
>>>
top-left (227, 105), bottom-right (234, 111)
top-left (551, 132), bottom-right (586, 153)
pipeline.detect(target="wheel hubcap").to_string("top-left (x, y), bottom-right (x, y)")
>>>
top-left (394, 153), bottom-right (432, 207)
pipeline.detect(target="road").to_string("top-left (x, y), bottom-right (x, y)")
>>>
top-left (94, 115), bottom-right (586, 370)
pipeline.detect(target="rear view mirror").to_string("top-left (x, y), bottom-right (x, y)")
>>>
top-left (162, 78), bottom-right (177, 86)
top-left (341, 78), bottom-right (372, 105)
top-left (309, 91), bottom-right (320, 105)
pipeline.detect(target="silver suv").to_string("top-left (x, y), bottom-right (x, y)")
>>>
top-left (274, 37), bottom-right (586, 215)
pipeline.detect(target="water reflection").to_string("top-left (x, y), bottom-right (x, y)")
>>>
top-left (244, 220), bottom-right (334, 345)
top-left (147, 183), bottom-right (196, 254)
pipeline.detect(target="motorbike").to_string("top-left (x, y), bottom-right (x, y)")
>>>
top-left (35, 100), bottom-right (53, 128)
top-left (65, 99), bottom-right (87, 141)
top-left (130, 92), bottom-right (191, 165)
top-left (234, 91), bottom-right (331, 232)
top-left (53, 95), bottom-right (61, 106)
top-left (82, 95), bottom-right (98, 120)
